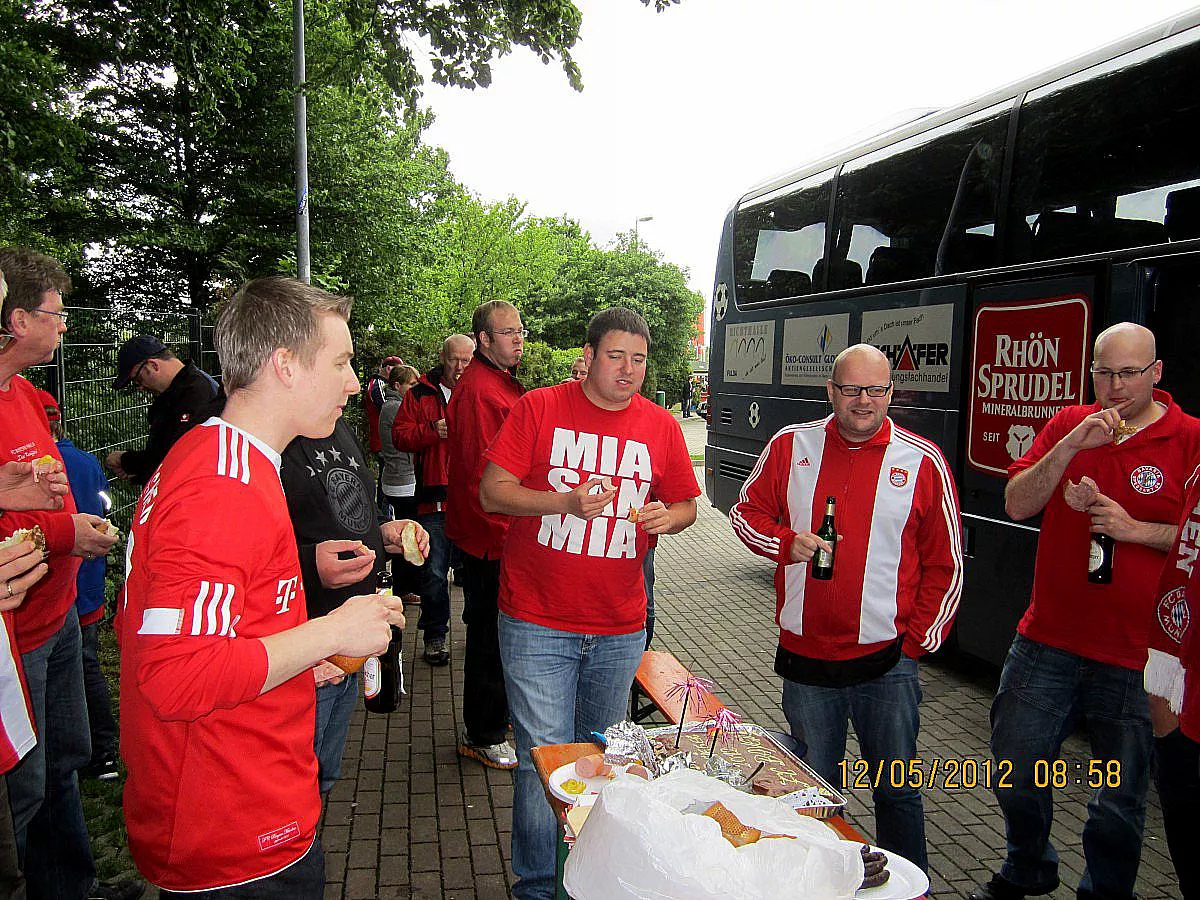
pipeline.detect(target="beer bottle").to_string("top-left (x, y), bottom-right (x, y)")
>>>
top-left (811, 496), bottom-right (837, 581)
top-left (1088, 531), bottom-right (1114, 584)
top-left (364, 570), bottom-right (405, 714)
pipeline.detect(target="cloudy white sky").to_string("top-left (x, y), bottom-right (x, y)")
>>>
top-left (420, 0), bottom-right (1198, 323)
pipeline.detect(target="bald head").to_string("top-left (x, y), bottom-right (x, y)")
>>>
top-left (1094, 322), bottom-right (1156, 360)
top-left (831, 343), bottom-right (891, 383)
top-left (442, 333), bottom-right (475, 360)
top-left (440, 333), bottom-right (475, 390)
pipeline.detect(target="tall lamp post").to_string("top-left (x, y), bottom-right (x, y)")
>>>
top-left (632, 215), bottom-right (654, 252)
top-left (294, 0), bottom-right (311, 283)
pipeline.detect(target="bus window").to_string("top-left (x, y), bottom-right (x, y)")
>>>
top-left (732, 170), bottom-right (833, 305)
top-left (1008, 31), bottom-right (1200, 263)
top-left (834, 104), bottom-right (1009, 286)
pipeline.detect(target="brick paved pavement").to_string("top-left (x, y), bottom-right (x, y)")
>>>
top-left (321, 413), bottom-right (1182, 899)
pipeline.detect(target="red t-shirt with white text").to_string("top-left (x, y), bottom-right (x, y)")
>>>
top-left (485, 382), bottom-right (699, 635)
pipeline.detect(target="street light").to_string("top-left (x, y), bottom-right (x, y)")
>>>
top-left (633, 215), bottom-right (654, 252)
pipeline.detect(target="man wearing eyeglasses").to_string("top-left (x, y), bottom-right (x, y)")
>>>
top-left (106, 335), bottom-right (221, 486)
top-left (732, 342), bottom-right (962, 874)
top-left (0, 248), bottom-right (138, 900)
top-left (971, 322), bottom-right (1200, 900)
top-left (444, 300), bottom-right (526, 770)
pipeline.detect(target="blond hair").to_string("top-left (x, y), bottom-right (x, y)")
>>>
top-left (215, 276), bottom-right (353, 392)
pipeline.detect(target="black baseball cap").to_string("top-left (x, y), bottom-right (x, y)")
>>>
top-left (114, 335), bottom-right (167, 389)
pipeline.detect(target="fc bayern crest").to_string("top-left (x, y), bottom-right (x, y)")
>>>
top-left (1130, 465), bottom-right (1164, 495)
top-left (889, 467), bottom-right (909, 488)
top-left (1157, 587), bottom-right (1191, 644)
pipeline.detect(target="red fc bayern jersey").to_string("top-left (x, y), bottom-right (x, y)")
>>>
top-left (1010, 391), bottom-right (1200, 670)
top-left (118, 419), bottom-right (320, 891)
top-left (0, 609), bottom-right (35, 774)
top-left (485, 381), bottom-right (699, 635)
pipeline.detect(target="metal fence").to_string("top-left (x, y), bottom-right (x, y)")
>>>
top-left (25, 306), bottom-right (217, 524)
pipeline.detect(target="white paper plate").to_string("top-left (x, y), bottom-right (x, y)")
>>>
top-left (854, 847), bottom-right (929, 900)
top-left (548, 760), bottom-right (619, 803)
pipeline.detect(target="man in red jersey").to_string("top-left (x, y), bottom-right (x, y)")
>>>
top-left (732, 343), bottom-right (963, 874)
top-left (971, 323), bottom-right (1200, 900)
top-left (119, 277), bottom-right (405, 898)
top-left (1144, 462), bottom-right (1200, 899)
top-left (0, 248), bottom-right (134, 900)
top-left (445, 301), bottom-right (524, 770)
top-left (480, 307), bottom-right (699, 900)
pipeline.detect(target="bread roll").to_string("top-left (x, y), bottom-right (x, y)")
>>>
top-left (400, 521), bottom-right (425, 566)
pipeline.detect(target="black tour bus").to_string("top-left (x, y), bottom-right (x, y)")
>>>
top-left (704, 8), bottom-right (1200, 666)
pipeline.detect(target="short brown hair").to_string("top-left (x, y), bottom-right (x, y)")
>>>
top-left (471, 301), bottom-right (518, 344)
top-left (585, 307), bottom-right (651, 351)
top-left (387, 364), bottom-right (419, 388)
top-left (215, 276), bottom-right (353, 393)
top-left (0, 248), bottom-right (72, 331)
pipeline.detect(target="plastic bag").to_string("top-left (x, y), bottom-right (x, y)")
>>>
top-left (563, 768), bottom-right (864, 900)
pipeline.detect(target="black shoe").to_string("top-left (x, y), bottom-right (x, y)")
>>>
top-left (968, 874), bottom-right (1058, 900)
top-left (423, 637), bottom-right (450, 666)
top-left (82, 754), bottom-right (121, 781)
top-left (88, 879), bottom-right (146, 900)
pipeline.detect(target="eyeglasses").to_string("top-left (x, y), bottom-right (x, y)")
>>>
top-left (831, 382), bottom-right (892, 398)
top-left (488, 328), bottom-right (528, 339)
top-left (31, 308), bottom-right (69, 324)
top-left (1089, 361), bottom-right (1156, 381)
top-left (129, 360), bottom-right (151, 388)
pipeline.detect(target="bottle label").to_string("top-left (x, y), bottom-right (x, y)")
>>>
top-left (363, 657), bottom-right (381, 699)
top-left (813, 548), bottom-right (832, 568)
top-left (1088, 539), bottom-right (1105, 573)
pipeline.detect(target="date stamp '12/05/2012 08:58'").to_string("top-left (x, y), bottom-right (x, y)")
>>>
top-left (838, 757), bottom-right (1122, 792)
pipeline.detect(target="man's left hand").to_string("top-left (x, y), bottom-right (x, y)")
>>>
top-left (380, 519), bottom-right (430, 559)
top-left (0, 460), bottom-right (69, 511)
top-left (1086, 493), bottom-right (1139, 542)
top-left (635, 501), bottom-right (672, 535)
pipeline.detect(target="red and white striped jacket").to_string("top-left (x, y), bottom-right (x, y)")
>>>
top-left (731, 415), bottom-right (963, 661)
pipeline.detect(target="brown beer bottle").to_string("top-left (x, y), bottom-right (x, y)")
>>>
top-left (364, 570), bottom-right (405, 714)
top-left (811, 496), bottom-right (836, 581)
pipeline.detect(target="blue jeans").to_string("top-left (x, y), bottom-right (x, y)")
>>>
top-left (782, 653), bottom-right (926, 871)
top-left (4, 606), bottom-right (96, 900)
top-left (159, 838), bottom-right (324, 899)
top-left (314, 673), bottom-right (359, 795)
top-left (415, 511), bottom-right (450, 642)
top-left (989, 635), bottom-right (1151, 898)
top-left (499, 612), bottom-right (645, 900)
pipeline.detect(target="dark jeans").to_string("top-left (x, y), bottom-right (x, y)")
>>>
top-left (158, 839), bottom-right (324, 899)
top-left (989, 634), bottom-right (1152, 898)
top-left (1155, 728), bottom-right (1200, 899)
top-left (642, 546), bottom-right (656, 649)
top-left (782, 654), bottom-right (927, 871)
top-left (415, 511), bottom-right (450, 642)
top-left (5, 606), bottom-right (95, 900)
top-left (79, 621), bottom-right (118, 762)
top-left (460, 553), bottom-right (508, 746)
top-left (314, 673), bottom-right (359, 796)
top-left (0, 777), bottom-right (24, 900)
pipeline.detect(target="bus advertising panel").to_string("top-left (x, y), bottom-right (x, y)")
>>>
top-left (781, 314), bottom-right (850, 386)
top-left (967, 295), bottom-right (1091, 476)
top-left (723, 321), bottom-right (775, 384)
top-left (862, 304), bottom-right (954, 393)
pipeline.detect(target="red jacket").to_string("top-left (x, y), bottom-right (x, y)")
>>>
top-left (445, 351), bottom-right (524, 559)
top-left (731, 416), bottom-right (963, 661)
top-left (392, 366), bottom-right (451, 515)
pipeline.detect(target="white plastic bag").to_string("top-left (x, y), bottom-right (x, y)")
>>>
top-left (563, 768), bottom-right (864, 900)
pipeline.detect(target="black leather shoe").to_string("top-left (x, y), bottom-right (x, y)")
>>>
top-left (968, 874), bottom-right (1059, 900)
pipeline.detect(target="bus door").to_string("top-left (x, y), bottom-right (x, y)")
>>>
top-left (1142, 256), bottom-right (1200, 417)
top-left (956, 273), bottom-right (1097, 665)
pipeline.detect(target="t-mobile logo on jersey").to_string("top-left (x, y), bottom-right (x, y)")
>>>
top-left (275, 576), bottom-right (299, 614)
top-left (538, 427), bottom-right (652, 558)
